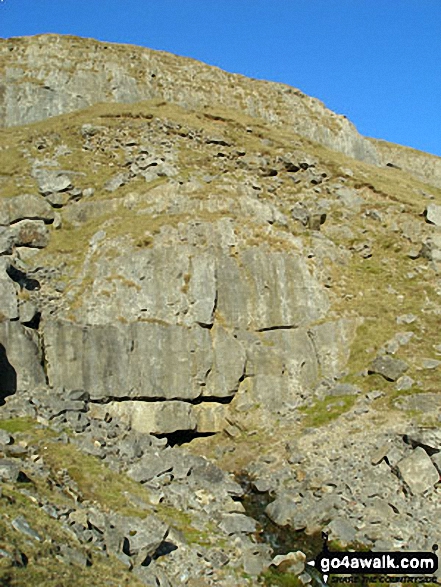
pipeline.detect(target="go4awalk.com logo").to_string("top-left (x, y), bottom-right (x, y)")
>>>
top-left (308, 533), bottom-right (439, 585)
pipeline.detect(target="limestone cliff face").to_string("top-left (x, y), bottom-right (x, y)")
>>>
top-left (0, 34), bottom-right (378, 164)
top-left (1, 37), bottom-right (440, 440)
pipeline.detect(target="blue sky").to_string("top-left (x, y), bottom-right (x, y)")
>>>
top-left (1, 0), bottom-right (440, 157)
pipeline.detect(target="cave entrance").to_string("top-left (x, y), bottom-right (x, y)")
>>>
top-left (0, 344), bottom-right (17, 406)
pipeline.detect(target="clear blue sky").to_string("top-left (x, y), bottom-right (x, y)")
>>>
top-left (1, 0), bottom-right (440, 157)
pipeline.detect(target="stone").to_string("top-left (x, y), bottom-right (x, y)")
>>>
top-left (218, 513), bottom-right (257, 535)
top-left (0, 277), bottom-right (18, 320)
top-left (270, 551), bottom-right (306, 575)
top-left (0, 430), bottom-right (13, 445)
top-left (127, 454), bottom-right (174, 483)
top-left (396, 375), bottom-right (414, 391)
top-left (265, 495), bottom-right (297, 526)
top-left (368, 356), bottom-right (409, 381)
top-left (421, 358), bottom-right (441, 370)
top-left (0, 227), bottom-right (14, 255)
top-left (326, 518), bottom-right (357, 546)
top-left (11, 516), bottom-right (42, 542)
top-left (328, 383), bottom-right (360, 396)
top-left (19, 300), bottom-right (40, 326)
top-left (37, 171), bottom-right (72, 195)
top-left (424, 204), bottom-right (441, 227)
top-left (0, 194), bottom-right (55, 225)
top-left (44, 320), bottom-right (212, 401)
top-left (10, 220), bottom-right (49, 248)
top-left (45, 192), bottom-right (71, 207)
top-left (59, 544), bottom-right (90, 567)
top-left (0, 459), bottom-right (22, 482)
top-left (104, 173), bottom-right (129, 192)
top-left (403, 429), bottom-right (441, 452)
top-left (397, 447), bottom-right (440, 495)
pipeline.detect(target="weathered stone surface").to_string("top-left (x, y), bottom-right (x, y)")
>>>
top-left (368, 355), bottom-right (409, 381)
top-left (0, 321), bottom-right (46, 391)
top-left (44, 321), bottom-right (212, 400)
top-left (11, 516), bottom-right (42, 542)
top-left (216, 249), bottom-right (329, 331)
top-left (193, 403), bottom-right (228, 433)
top-left (0, 277), bottom-right (18, 320)
top-left (0, 459), bottom-right (22, 482)
top-left (218, 513), bottom-right (257, 535)
top-left (397, 447), bottom-right (439, 495)
top-left (203, 326), bottom-right (246, 398)
top-left (403, 429), bottom-right (441, 452)
top-left (10, 219), bottom-right (49, 248)
top-left (308, 319), bottom-right (359, 379)
top-left (270, 551), bottom-right (306, 575)
top-left (0, 227), bottom-right (14, 255)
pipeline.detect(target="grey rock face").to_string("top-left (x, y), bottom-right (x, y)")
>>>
top-left (0, 35), bottom-right (378, 165)
top-left (0, 321), bottom-right (46, 391)
top-left (397, 447), bottom-right (439, 495)
top-left (44, 320), bottom-right (213, 401)
top-left (0, 277), bottom-right (18, 320)
top-left (368, 355), bottom-right (409, 381)
top-left (101, 400), bottom-right (197, 435)
top-left (216, 249), bottom-right (329, 330)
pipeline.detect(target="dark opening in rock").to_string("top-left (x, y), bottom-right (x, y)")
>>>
top-left (6, 266), bottom-right (40, 291)
top-left (155, 430), bottom-right (216, 447)
top-left (0, 344), bottom-right (17, 406)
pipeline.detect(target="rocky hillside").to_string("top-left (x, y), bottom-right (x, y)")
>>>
top-left (1, 35), bottom-right (441, 587)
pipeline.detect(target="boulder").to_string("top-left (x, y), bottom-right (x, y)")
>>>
top-left (397, 447), bottom-right (440, 495)
top-left (37, 171), bottom-right (72, 196)
top-left (424, 203), bottom-right (441, 226)
top-left (368, 356), bottom-right (409, 381)
top-left (0, 194), bottom-right (54, 225)
top-left (265, 495), bottom-right (297, 526)
top-left (10, 220), bottom-right (49, 248)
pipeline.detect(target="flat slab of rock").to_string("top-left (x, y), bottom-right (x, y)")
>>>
top-left (218, 513), bottom-right (257, 535)
top-left (368, 356), bottom-right (409, 381)
top-left (397, 447), bottom-right (439, 495)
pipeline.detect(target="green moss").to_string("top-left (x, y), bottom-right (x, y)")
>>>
top-left (300, 395), bottom-right (357, 428)
top-left (260, 568), bottom-right (302, 587)
top-left (0, 418), bottom-right (37, 434)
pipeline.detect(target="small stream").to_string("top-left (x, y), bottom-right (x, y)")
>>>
top-left (237, 473), bottom-right (324, 561)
